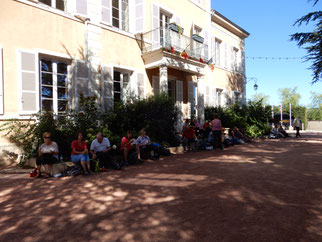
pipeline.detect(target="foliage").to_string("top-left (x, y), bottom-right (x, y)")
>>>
top-left (278, 87), bottom-right (301, 107)
top-left (251, 93), bottom-right (270, 106)
top-left (290, 0), bottom-right (321, 83)
top-left (105, 93), bottom-right (179, 147)
top-left (307, 91), bottom-right (322, 120)
top-left (205, 100), bottom-right (271, 138)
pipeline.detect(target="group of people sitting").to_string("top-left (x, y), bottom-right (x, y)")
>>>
top-left (181, 114), bottom-right (252, 152)
top-left (270, 124), bottom-right (290, 138)
top-left (35, 128), bottom-right (161, 178)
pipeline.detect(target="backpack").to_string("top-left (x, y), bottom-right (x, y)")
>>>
top-left (64, 165), bottom-right (82, 176)
top-left (128, 151), bottom-right (139, 165)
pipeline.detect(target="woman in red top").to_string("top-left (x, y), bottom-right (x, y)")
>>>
top-left (71, 132), bottom-right (92, 175)
top-left (121, 131), bottom-right (141, 165)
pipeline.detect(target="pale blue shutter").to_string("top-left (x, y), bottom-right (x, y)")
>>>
top-left (135, 0), bottom-right (144, 33)
top-left (152, 4), bottom-right (160, 47)
top-left (76, 0), bottom-right (87, 16)
top-left (137, 73), bottom-right (145, 99)
top-left (102, 0), bottom-right (111, 25)
top-left (19, 50), bottom-right (39, 114)
top-left (101, 66), bottom-right (113, 111)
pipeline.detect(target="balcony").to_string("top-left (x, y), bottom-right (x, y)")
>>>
top-left (136, 27), bottom-right (209, 63)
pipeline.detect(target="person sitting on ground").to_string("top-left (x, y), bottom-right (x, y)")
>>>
top-left (71, 132), bottom-right (92, 176)
top-left (183, 122), bottom-right (197, 151)
top-left (121, 130), bottom-right (142, 165)
top-left (223, 128), bottom-right (233, 147)
top-left (238, 128), bottom-right (252, 143)
top-left (203, 121), bottom-right (212, 140)
top-left (278, 125), bottom-right (289, 138)
top-left (136, 128), bottom-right (159, 160)
top-left (35, 132), bottom-right (59, 178)
top-left (90, 132), bottom-right (123, 171)
top-left (230, 128), bottom-right (244, 144)
top-left (271, 125), bottom-right (284, 138)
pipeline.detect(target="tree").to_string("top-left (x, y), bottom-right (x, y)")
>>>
top-left (278, 87), bottom-right (301, 107)
top-left (307, 91), bottom-right (322, 120)
top-left (290, 0), bottom-right (321, 84)
top-left (251, 93), bottom-right (270, 106)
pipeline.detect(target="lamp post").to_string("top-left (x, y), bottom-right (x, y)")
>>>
top-left (244, 77), bottom-right (259, 104)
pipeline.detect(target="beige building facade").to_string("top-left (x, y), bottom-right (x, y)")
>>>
top-left (0, 0), bottom-right (249, 128)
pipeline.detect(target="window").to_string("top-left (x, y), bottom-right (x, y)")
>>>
top-left (231, 47), bottom-right (239, 70)
top-left (216, 89), bottom-right (223, 107)
top-left (40, 59), bottom-right (68, 113)
top-left (193, 26), bottom-right (202, 58)
top-left (112, 0), bottom-right (129, 31)
top-left (113, 69), bottom-right (131, 104)
top-left (39, 0), bottom-right (66, 11)
top-left (215, 39), bottom-right (221, 66)
top-left (233, 92), bottom-right (241, 104)
top-left (160, 11), bottom-right (171, 45)
top-left (168, 80), bottom-right (175, 103)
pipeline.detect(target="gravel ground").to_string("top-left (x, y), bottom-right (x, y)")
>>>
top-left (0, 133), bottom-right (321, 241)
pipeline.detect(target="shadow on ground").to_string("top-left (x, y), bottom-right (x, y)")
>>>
top-left (0, 134), bottom-right (322, 241)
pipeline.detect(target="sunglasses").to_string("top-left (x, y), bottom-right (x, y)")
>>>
top-left (44, 137), bottom-right (51, 139)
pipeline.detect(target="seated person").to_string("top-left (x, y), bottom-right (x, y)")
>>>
top-left (183, 123), bottom-right (197, 151)
top-left (271, 125), bottom-right (284, 138)
top-left (36, 132), bottom-right (59, 178)
top-left (71, 132), bottom-right (92, 176)
top-left (239, 128), bottom-right (252, 143)
top-left (121, 130), bottom-right (142, 165)
top-left (278, 125), bottom-right (289, 137)
top-left (230, 128), bottom-right (244, 144)
top-left (222, 128), bottom-right (233, 147)
top-left (90, 132), bottom-right (123, 170)
top-left (136, 128), bottom-right (159, 160)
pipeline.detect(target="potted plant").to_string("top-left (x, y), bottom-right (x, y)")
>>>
top-left (169, 22), bottom-right (184, 35)
top-left (192, 33), bottom-right (204, 43)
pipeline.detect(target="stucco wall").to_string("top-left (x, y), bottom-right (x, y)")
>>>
top-left (307, 121), bottom-right (322, 131)
top-left (0, 0), bottom-right (85, 116)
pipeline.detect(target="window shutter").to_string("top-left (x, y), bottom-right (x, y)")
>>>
top-left (211, 37), bottom-right (216, 64)
top-left (74, 60), bottom-right (89, 110)
top-left (176, 80), bottom-right (183, 131)
top-left (101, 65), bottom-right (113, 112)
top-left (205, 85), bottom-right (210, 105)
top-left (152, 75), bottom-right (159, 95)
top-left (211, 87), bottom-right (216, 107)
top-left (102, 0), bottom-right (111, 25)
top-left (204, 30), bottom-right (209, 60)
top-left (187, 81), bottom-right (194, 118)
top-left (137, 72), bottom-right (145, 99)
top-left (0, 47), bottom-right (3, 115)
top-left (76, 0), bottom-right (87, 16)
top-left (19, 50), bottom-right (38, 115)
top-left (197, 81), bottom-right (204, 121)
top-left (224, 43), bottom-right (228, 68)
top-left (135, 0), bottom-right (144, 33)
top-left (152, 4), bottom-right (160, 46)
top-left (231, 46), bottom-right (234, 70)
top-left (241, 50), bottom-right (245, 73)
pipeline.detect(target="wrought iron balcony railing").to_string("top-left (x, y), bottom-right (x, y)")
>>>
top-left (136, 26), bottom-right (209, 63)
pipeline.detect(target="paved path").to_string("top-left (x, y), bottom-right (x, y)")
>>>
top-left (1, 133), bottom-right (322, 241)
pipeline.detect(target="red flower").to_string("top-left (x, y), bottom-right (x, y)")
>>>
top-left (170, 46), bottom-right (175, 53)
top-left (199, 58), bottom-right (204, 63)
top-left (180, 50), bottom-right (189, 60)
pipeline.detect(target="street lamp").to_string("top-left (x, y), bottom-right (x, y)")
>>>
top-left (253, 83), bottom-right (258, 91)
top-left (246, 77), bottom-right (259, 91)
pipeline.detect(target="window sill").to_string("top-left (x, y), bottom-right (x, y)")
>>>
top-left (99, 22), bottom-right (135, 39)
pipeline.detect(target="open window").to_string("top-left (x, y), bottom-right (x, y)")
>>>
top-left (39, 0), bottom-right (66, 11)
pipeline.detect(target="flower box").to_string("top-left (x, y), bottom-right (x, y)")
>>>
top-left (192, 34), bottom-right (204, 43)
top-left (169, 23), bottom-right (184, 34)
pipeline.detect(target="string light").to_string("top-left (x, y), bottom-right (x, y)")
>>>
top-left (246, 56), bottom-right (305, 60)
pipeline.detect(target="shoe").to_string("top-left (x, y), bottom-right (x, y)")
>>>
top-left (116, 160), bottom-right (125, 170)
top-left (100, 167), bottom-right (108, 172)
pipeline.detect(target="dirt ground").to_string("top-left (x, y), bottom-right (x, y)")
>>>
top-left (0, 133), bottom-right (322, 242)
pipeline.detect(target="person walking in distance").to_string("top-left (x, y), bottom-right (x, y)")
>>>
top-left (212, 114), bottom-right (224, 150)
top-left (293, 116), bottom-right (302, 138)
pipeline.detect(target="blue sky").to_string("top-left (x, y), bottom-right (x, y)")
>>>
top-left (212, 0), bottom-right (322, 106)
